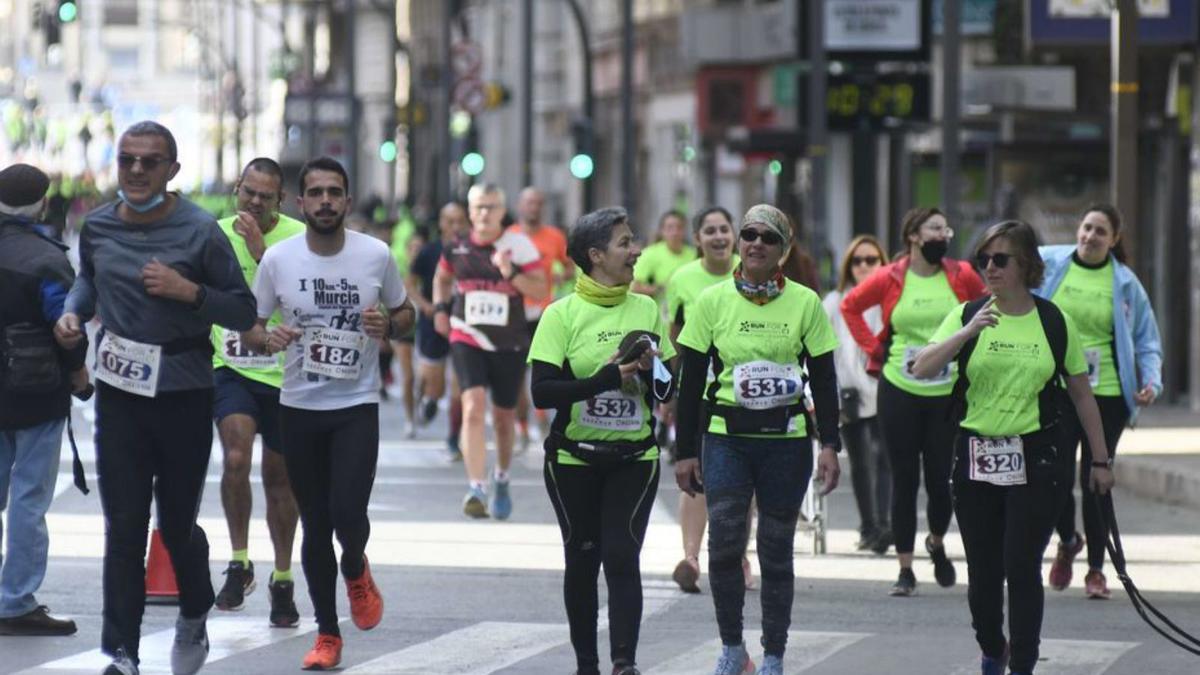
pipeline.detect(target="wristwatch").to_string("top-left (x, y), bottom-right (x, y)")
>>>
top-left (434, 301), bottom-right (452, 314)
top-left (189, 284), bottom-right (208, 310)
top-left (1092, 458), bottom-right (1115, 469)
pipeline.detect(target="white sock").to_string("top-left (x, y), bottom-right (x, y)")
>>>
top-left (494, 469), bottom-right (509, 483)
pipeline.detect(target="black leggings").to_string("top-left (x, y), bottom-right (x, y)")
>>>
top-left (280, 403), bottom-right (379, 637)
top-left (953, 433), bottom-right (1068, 673)
top-left (543, 456), bottom-right (659, 670)
top-left (876, 378), bottom-right (955, 554)
top-left (95, 384), bottom-right (215, 661)
top-left (1054, 395), bottom-right (1128, 570)
top-left (842, 417), bottom-right (890, 536)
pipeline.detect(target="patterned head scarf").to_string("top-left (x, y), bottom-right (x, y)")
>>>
top-left (741, 204), bottom-right (792, 244)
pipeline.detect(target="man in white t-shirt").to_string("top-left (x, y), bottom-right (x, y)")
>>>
top-left (243, 157), bottom-right (414, 671)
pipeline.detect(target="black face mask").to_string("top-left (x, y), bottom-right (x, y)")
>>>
top-left (920, 239), bottom-right (949, 265)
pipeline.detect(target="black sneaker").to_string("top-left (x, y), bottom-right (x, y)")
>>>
top-left (102, 648), bottom-right (139, 675)
top-left (890, 568), bottom-right (917, 597)
top-left (0, 605), bottom-right (77, 636)
top-left (870, 529), bottom-right (894, 555)
top-left (612, 663), bottom-right (641, 675)
top-left (268, 578), bottom-right (301, 628)
top-left (214, 560), bottom-right (256, 611)
top-left (926, 534), bottom-right (957, 588)
top-left (420, 397), bottom-right (439, 425)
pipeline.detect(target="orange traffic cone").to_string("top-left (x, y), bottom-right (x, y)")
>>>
top-left (145, 528), bottom-right (180, 604)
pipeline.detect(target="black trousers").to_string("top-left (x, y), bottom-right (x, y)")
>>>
top-left (544, 455), bottom-right (659, 669)
top-left (95, 383), bottom-right (215, 662)
top-left (842, 417), bottom-right (890, 536)
top-left (953, 433), bottom-right (1068, 674)
top-left (876, 378), bottom-right (955, 554)
top-left (1054, 395), bottom-right (1128, 570)
top-left (280, 403), bottom-right (379, 637)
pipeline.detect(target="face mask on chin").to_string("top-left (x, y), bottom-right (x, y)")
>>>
top-left (919, 239), bottom-right (949, 266)
top-left (117, 189), bottom-right (166, 214)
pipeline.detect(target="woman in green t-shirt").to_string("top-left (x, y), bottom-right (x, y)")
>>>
top-left (631, 209), bottom-right (697, 300)
top-left (528, 207), bottom-right (675, 675)
top-left (913, 220), bottom-right (1114, 675)
top-left (674, 204), bottom-right (842, 675)
top-left (1038, 204), bottom-right (1163, 599)
top-left (662, 206), bottom-right (754, 595)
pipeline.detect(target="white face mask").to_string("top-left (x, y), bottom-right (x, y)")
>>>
top-left (117, 189), bottom-right (166, 213)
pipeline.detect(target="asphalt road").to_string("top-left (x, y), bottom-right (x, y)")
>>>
top-left (4, 393), bottom-right (1199, 674)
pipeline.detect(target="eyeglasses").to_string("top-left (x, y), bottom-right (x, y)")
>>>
top-left (975, 252), bottom-right (1012, 269)
top-left (739, 228), bottom-right (784, 247)
top-left (117, 154), bottom-right (171, 171)
top-left (851, 255), bottom-right (881, 266)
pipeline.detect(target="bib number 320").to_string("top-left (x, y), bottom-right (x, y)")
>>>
top-left (968, 436), bottom-right (1027, 486)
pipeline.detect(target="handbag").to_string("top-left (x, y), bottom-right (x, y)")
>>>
top-left (1, 322), bottom-right (62, 394)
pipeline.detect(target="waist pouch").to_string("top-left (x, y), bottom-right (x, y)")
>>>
top-left (1, 322), bottom-right (62, 394)
top-left (162, 333), bottom-right (216, 356)
top-left (547, 431), bottom-right (655, 464)
top-left (708, 402), bottom-right (807, 435)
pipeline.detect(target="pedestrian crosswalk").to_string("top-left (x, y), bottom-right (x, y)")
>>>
top-left (15, 617), bottom-right (1142, 674)
top-left (16, 618), bottom-right (317, 674)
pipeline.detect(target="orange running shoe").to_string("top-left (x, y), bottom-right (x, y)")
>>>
top-left (302, 634), bottom-right (343, 671)
top-left (345, 556), bottom-right (384, 630)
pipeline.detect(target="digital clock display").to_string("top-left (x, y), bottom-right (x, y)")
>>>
top-left (826, 73), bottom-right (931, 130)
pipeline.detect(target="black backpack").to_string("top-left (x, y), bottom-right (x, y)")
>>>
top-left (948, 295), bottom-right (1070, 432)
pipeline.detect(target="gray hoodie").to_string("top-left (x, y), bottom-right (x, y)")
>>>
top-left (65, 196), bottom-right (256, 392)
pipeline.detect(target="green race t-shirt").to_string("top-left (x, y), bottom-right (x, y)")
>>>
top-left (930, 302), bottom-right (1088, 437)
top-left (882, 269), bottom-right (961, 397)
top-left (664, 257), bottom-right (738, 326)
top-left (528, 292), bottom-right (677, 466)
top-left (633, 241), bottom-right (697, 297)
top-left (677, 280), bottom-right (838, 438)
top-left (1051, 260), bottom-right (1119, 396)
top-left (211, 213), bottom-right (306, 387)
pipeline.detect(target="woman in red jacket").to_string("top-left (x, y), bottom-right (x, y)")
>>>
top-left (840, 207), bottom-right (986, 596)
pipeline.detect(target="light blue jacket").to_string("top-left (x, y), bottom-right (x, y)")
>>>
top-left (1035, 245), bottom-right (1163, 423)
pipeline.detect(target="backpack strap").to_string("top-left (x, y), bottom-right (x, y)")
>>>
top-left (947, 297), bottom-right (992, 423)
top-left (1033, 295), bottom-right (1070, 430)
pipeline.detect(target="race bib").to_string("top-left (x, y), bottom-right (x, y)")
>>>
top-left (221, 329), bottom-right (277, 370)
top-left (579, 390), bottom-right (644, 431)
top-left (302, 327), bottom-right (367, 380)
top-left (464, 290), bottom-right (510, 326)
top-left (96, 331), bottom-right (162, 397)
top-left (732, 361), bottom-right (803, 411)
top-left (968, 436), bottom-right (1027, 486)
top-left (904, 345), bottom-right (952, 385)
top-left (1084, 348), bottom-right (1101, 388)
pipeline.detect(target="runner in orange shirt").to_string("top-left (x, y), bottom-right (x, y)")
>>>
top-left (506, 187), bottom-right (575, 450)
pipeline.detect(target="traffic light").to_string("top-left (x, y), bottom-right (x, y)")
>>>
top-left (58, 1), bottom-right (78, 23)
top-left (379, 140), bottom-right (398, 163)
top-left (461, 152), bottom-right (485, 176)
top-left (569, 117), bottom-right (594, 180)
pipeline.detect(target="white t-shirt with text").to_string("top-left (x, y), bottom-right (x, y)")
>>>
top-left (254, 230), bottom-right (407, 410)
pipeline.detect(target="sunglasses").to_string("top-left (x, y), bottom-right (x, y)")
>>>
top-left (117, 154), bottom-right (171, 171)
top-left (975, 252), bottom-right (1012, 269)
top-left (851, 255), bottom-right (881, 266)
top-left (739, 229), bottom-right (784, 247)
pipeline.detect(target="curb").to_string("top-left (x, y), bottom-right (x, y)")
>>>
top-left (1117, 456), bottom-right (1200, 511)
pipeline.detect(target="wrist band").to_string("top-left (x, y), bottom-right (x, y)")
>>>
top-left (435, 301), bottom-right (452, 314)
top-left (1092, 459), bottom-right (1114, 469)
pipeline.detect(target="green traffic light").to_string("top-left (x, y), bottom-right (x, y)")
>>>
top-left (461, 152), bottom-right (485, 176)
top-left (379, 140), bottom-right (398, 163)
top-left (58, 1), bottom-right (78, 23)
top-left (768, 159), bottom-right (783, 176)
top-left (569, 154), bottom-right (594, 180)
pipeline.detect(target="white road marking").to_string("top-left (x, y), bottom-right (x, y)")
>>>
top-left (644, 630), bottom-right (869, 674)
top-left (17, 617), bottom-right (317, 674)
top-left (948, 638), bottom-right (1139, 675)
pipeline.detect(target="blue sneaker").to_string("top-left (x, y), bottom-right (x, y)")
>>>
top-left (462, 486), bottom-right (488, 518)
top-left (490, 477), bottom-right (513, 521)
top-left (756, 654), bottom-right (783, 675)
top-left (713, 643), bottom-right (754, 675)
top-left (981, 648), bottom-right (1009, 675)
